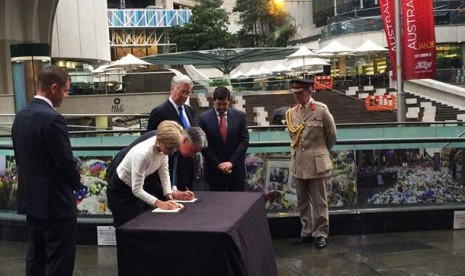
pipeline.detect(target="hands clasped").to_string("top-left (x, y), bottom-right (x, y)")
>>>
top-left (218, 161), bottom-right (233, 174)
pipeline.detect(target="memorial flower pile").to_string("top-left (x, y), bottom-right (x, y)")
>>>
top-left (76, 158), bottom-right (112, 215)
top-left (368, 166), bottom-right (465, 205)
top-left (0, 173), bottom-right (17, 210)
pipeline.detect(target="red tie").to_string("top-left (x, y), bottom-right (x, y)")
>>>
top-left (219, 112), bottom-right (227, 143)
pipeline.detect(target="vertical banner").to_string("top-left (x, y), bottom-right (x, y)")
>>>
top-left (379, 0), bottom-right (397, 79)
top-left (402, 0), bottom-right (436, 80)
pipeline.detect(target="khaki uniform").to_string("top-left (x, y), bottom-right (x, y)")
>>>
top-left (287, 99), bottom-right (337, 238)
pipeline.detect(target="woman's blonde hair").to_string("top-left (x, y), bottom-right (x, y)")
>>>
top-left (156, 120), bottom-right (185, 150)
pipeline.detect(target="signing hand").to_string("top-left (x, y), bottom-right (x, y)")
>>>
top-left (173, 188), bottom-right (195, 200)
top-left (155, 199), bottom-right (183, 210)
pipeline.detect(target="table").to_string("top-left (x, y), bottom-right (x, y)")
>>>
top-left (116, 192), bottom-right (277, 276)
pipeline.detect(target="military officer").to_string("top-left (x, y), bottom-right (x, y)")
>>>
top-left (285, 78), bottom-right (337, 249)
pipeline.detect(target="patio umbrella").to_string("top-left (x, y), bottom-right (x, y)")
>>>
top-left (354, 40), bottom-right (388, 85)
top-left (316, 40), bottom-right (354, 55)
top-left (245, 68), bottom-right (259, 77)
top-left (231, 70), bottom-right (245, 78)
top-left (107, 53), bottom-right (151, 71)
top-left (257, 66), bottom-right (271, 75)
top-left (289, 57), bottom-right (330, 75)
top-left (287, 45), bottom-right (315, 59)
top-left (270, 63), bottom-right (291, 73)
top-left (354, 40), bottom-right (388, 53)
top-left (316, 40), bottom-right (354, 76)
top-left (286, 45), bottom-right (316, 77)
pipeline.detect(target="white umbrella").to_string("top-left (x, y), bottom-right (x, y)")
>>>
top-left (287, 45), bottom-right (316, 77)
top-left (107, 53), bottom-right (151, 71)
top-left (245, 68), bottom-right (259, 77)
top-left (257, 66), bottom-right (271, 75)
top-left (286, 45), bottom-right (316, 59)
top-left (231, 70), bottom-right (245, 78)
top-left (289, 57), bottom-right (329, 68)
top-left (270, 63), bottom-right (291, 73)
top-left (316, 40), bottom-right (354, 77)
top-left (307, 57), bottom-right (330, 66)
top-left (316, 40), bottom-right (354, 55)
top-left (354, 40), bottom-right (388, 86)
top-left (354, 40), bottom-right (388, 53)
top-left (93, 64), bottom-right (112, 73)
top-left (289, 58), bottom-right (329, 76)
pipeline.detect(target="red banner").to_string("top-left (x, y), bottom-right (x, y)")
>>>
top-left (402, 0), bottom-right (436, 80)
top-left (379, 0), bottom-right (436, 80)
top-left (379, 0), bottom-right (397, 78)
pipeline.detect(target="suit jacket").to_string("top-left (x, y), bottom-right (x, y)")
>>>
top-left (147, 100), bottom-right (196, 186)
top-left (199, 108), bottom-right (249, 191)
top-left (11, 98), bottom-right (80, 219)
top-left (286, 100), bottom-right (337, 179)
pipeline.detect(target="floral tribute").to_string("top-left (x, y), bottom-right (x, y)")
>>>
top-left (76, 158), bottom-right (113, 215)
top-left (0, 168), bottom-right (17, 211)
top-left (244, 151), bottom-right (357, 213)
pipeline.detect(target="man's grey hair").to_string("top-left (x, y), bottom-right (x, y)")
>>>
top-left (171, 75), bottom-right (193, 89)
top-left (185, 127), bottom-right (208, 148)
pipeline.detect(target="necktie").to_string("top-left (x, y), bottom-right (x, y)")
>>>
top-left (178, 106), bottom-right (189, 129)
top-left (219, 112), bottom-right (227, 143)
top-left (301, 104), bottom-right (306, 116)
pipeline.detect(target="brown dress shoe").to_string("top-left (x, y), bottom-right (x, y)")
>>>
top-left (292, 236), bottom-right (315, 245)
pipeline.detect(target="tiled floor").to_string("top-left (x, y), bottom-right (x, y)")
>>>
top-left (2, 230), bottom-right (465, 275)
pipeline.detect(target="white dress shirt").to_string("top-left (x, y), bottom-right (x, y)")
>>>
top-left (216, 110), bottom-right (228, 127)
top-left (116, 136), bottom-right (172, 205)
top-left (169, 97), bottom-right (191, 128)
top-left (34, 95), bottom-right (53, 108)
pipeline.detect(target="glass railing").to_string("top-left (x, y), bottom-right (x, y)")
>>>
top-left (2, 123), bottom-right (465, 219)
top-left (321, 12), bottom-right (465, 41)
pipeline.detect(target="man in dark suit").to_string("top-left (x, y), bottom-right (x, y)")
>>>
top-left (12, 65), bottom-right (80, 275)
top-left (147, 75), bottom-right (196, 191)
top-left (106, 126), bottom-right (207, 227)
top-left (199, 86), bottom-right (249, 191)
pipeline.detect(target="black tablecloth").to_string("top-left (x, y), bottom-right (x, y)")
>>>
top-left (116, 191), bottom-right (277, 276)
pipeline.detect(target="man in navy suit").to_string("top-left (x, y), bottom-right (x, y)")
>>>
top-left (12, 65), bottom-right (80, 276)
top-left (199, 86), bottom-right (249, 191)
top-left (147, 75), bottom-right (197, 191)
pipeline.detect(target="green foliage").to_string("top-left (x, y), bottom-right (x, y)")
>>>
top-left (265, 24), bottom-right (294, 47)
top-left (209, 79), bottom-right (230, 87)
top-left (169, 0), bottom-right (234, 51)
top-left (233, 0), bottom-right (290, 47)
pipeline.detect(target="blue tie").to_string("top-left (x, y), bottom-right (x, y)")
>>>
top-left (178, 106), bottom-right (189, 129)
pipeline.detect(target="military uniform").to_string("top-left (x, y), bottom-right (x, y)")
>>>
top-left (286, 79), bottom-right (337, 246)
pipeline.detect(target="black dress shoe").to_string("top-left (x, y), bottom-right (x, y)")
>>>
top-left (316, 236), bottom-right (327, 249)
top-left (292, 236), bottom-right (315, 245)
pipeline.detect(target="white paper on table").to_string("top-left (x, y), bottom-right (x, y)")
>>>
top-left (152, 207), bottom-right (184, 213)
top-left (174, 198), bottom-right (199, 203)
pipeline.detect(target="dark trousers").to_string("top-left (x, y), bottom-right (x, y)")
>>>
top-left (107, 173), bottom-right (162, 227)
top-left (26, 216), bottom-right (76, 276)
